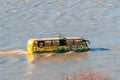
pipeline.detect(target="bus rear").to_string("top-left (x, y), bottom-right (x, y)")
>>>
top-left (27, 39), bottom-right (35, 53)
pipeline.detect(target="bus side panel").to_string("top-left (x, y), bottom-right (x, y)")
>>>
top-left (34, 46), bottom-right (69, 53)
top-left (70, 44), bottom-right (89, 51)
top-left (36, 46), bottom-right (60, 52)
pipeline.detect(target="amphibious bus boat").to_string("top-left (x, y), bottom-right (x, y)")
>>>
top-left (27, 34), bottom-right (90, 54)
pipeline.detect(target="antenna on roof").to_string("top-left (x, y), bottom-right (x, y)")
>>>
top-left (57, 33), bottom-right (61, 38)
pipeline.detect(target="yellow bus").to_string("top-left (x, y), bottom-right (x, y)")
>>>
top-left (27, 36), bottom-right (90, 54)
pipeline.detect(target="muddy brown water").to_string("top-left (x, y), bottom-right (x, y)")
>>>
top-left (0, 0), bottom-right (120, 80)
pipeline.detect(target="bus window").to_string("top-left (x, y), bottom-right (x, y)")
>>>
top-left (45, 41), bottom-right (51, 46)
top-left (82, 40), bottom-right (87, 45)
top-left (38, 41), bottom-right (44, 47)
top-left (67, 40), bottom-right (73, 45)
top-left (60, 39), bottom-right (66, 46)
top-left (52, 40), bottom-right (59, 46)
top-left (34, 41), bottom-right (39, 47)
top-left (74, 40), bottom-right (82, 45)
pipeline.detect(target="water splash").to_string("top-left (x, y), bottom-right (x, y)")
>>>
top-left (26, 52), bottom-right (88, 62)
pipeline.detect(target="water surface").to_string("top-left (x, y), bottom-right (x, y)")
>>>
top-left (0, 0), bottom-right (120, 80)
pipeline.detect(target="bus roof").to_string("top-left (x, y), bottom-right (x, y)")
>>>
top-left (27, 37), bottom-right (85, 45)
top-left (29, 37), bottom-right (84, 41)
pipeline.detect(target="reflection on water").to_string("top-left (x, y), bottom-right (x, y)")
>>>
top-left (27, 52), bottom-right (88, 62)
top-left (26, 52), bottom-right (89, 80)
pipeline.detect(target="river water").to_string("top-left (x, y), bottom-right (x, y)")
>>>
top-left (0, 0), bottom-right (120, 80)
